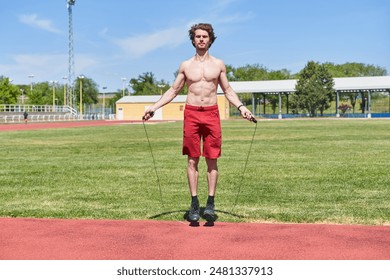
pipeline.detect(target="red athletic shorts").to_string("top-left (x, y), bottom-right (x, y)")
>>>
top-left (182, 104), bottom-right (222, 159)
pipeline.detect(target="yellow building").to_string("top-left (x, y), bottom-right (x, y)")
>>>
top-left (116, 95), bottom-right (229, 121)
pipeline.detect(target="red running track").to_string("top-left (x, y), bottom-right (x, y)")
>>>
top-left (0, 120), bottom-right (144, 131)
top-left (1, 121), bottom-right (389, 260)
top-left (0, 218), bottom-right (389, 260)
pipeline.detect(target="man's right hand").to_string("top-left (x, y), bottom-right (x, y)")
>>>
top-left (142, 110), bottom-right (155, 121)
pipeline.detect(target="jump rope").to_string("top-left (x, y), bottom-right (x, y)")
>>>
top-left (142, 113), bottom-right (257, 214)
top-left (142, 113), bottom-right (164, 207)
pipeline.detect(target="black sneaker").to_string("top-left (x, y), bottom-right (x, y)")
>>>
top-left (188, 203), bottom-right (200, 222)
top-left (203, 203), bottom-right (216, 222)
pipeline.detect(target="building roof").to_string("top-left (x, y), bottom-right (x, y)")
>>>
top-left (117, 95), bottom-right (188, 104)
top-left (333, 76), bottom-right (390, 92)
top-left (217, 76), bottom-right (390, 94)
top-left (116, 94), bottom-right (225, 103)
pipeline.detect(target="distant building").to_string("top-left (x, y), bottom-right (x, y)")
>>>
top-left (116, 95), bottom-right (229, 121)
top-left (115, 76), bottom-right (390, 120)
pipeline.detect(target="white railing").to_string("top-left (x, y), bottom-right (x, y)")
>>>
top-left (0, 113), bottom-right (108, 123)
top-left (0, 114), bottom-right (109, 123)
top-left (0, 104), bottom-right (79, 115)
top-left (0, 114), bottom-right (79, 123)
top-left (0, 104), bottom-right (110, 123)
top-left (78, 113), bottom-right (106, 120)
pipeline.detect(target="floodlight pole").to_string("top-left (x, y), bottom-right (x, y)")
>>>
top-left (102, 86), bottom-right (107, 116)
top-left (28, 74), bottom-right (34, 94)
top-left (62, 76), bottom-right (67, 106)
top-left (158, 84), bottom-right (164, 95)
top-left (50, 81), bottom-right (58, 110)
top-left (78, 75), bottom-right (84, 118)
top-left (121, 78), bottom-right (127, 97)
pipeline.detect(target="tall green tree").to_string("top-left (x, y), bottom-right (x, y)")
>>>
top-left (0, 76), bottom-right (19, 104)
top-left (29, 82), bottom-right (66, 106)
top-left (227, 64), bottom-right (269, 81)
top-left (129, 72), bottom-right (170, 96)
top-left (74, 76), bottom-right (100, 105)
top-left (28, 82), bottom-right (51, 105)
top-left (107, 91), bottom-right (123, 110)
top-left (292, 61), bottom-right (335, 117)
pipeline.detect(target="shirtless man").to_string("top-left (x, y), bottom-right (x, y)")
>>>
top-left (143, 23), bottom-right (254, 222)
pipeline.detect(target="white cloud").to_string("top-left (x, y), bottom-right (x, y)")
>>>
top-left (19, 14), bottom-right (61, 34)
top-left (215, 11), bottom-right (255, 24)
top-left (109, 0), bottom-right (252, 59)
top-left (0, 54), bottom-right (98, 85)
top-left (0, 54), bottom-right (65, 84)
top-left (213, 0), bottom-right (239, 11)
top-left (113, 25), bottom-right (189, 58)
top-left (208, 0), bottom-right (254, 23)
top-left (74, 54), bottom-right (100, 74)
top-left (99, 27), bottom-right (109, 37)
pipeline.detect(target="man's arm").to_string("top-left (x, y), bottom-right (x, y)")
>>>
top-left (218, 61), bottom-right (254, 121)
top-left (143, 63), bottom-right (186, 120)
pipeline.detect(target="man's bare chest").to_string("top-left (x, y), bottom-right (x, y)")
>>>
top-left (185, 61), bottom-right (221, 83)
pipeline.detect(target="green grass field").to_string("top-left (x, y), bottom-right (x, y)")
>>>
top-left (1, 119), bottom-right (389, 225)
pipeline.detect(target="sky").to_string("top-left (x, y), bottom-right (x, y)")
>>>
top-left (1, 0), bottom-right (389, 92)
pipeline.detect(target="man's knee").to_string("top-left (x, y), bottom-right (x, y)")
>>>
top-left (205, 158), bottom-right (218, 171)
top-left (188, 157), bottom-right (200, 169)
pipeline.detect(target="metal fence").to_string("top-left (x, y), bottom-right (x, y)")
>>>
top-left (0, 104), bottom-right (110, 123)
top-left (0, 104), bottom-right (78, 115)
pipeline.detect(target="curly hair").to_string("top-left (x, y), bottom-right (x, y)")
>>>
top-left (188, 23), bottom-right (217, 48)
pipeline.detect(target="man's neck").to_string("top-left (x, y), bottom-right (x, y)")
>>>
top-left (195, 49), bottom-right (209, 61)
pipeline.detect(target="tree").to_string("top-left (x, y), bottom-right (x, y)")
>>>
top-left (323, 62), bottom-right (387, 77)
top-left (292, 61), bottom-right (335, 117)
top-left (338, 103), bottom-right (352, 116)
top-left (27, 82), bottom-right (51, 105)
top-left (129, 72), bottom-right (170, 96)
top-left (107, 90), bottom-right (123, 111)
top-left (20, 81), bottom-right (65, 106)
top-left (0, 76), bottom-right (19, 104)
top-left (74, 76), bottom-right (100, 105)
top-left (227, 64), bottom-right (269, 81)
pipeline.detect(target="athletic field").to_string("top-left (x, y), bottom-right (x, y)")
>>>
top-left (1, 118), bottom-right (388, 225)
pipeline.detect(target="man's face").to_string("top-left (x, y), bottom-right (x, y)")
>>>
top-left (193, 29), bottom-right (210, 50)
